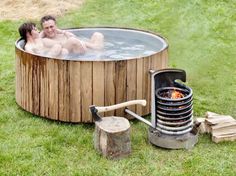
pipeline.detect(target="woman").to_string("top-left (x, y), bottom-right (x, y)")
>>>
top-left (18, 22), bottom-right (68, 57)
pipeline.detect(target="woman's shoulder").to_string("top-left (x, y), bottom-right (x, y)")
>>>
top-left (24, 42), bottom-right (33, 52)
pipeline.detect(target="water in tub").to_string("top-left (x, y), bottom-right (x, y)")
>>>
top-left (63, 28), bottom-right (167, 60)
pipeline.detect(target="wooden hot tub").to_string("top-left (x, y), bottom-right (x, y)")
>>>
top-left (15, 27), bottom-right (168, 122)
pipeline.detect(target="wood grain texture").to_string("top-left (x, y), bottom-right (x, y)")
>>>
top-left (15, 44), bottom-right (168, 122)
top-left (93, 62), bottom-right (105, 118)
top-left (94, 116), bottom-right (131, 159)
top-left (46, 59), bottom-right (58, 120)
top-left (58, 60), bottom-right (70, 121)
top-left (142, 57), bottom-right (151, 115)
top-left (115, 60), bottom-right (127, 117)
top-left (81, 62), bottom-right (93, 122)
top-left (104, 61), bottom-right (116, 117)
top-left (69, 61), bottom-right (81, 122)
top-left (32, 56), bottom-right (40, 115)
top-left (136, 58), bottom-right (144, 115)
top-left (126, 59), bottom-right (137, 116)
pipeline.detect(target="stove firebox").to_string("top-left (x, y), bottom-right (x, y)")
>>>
top-left (124, 68), bottom-right (198, 149)
top-left (148, 68), bottom-right (198, 149)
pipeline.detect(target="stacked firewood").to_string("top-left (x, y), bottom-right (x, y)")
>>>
top-left (195, 112), bottom-right (236, 143)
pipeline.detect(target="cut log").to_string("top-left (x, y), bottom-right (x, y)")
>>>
top-left (205, 116), bottom-right (235, 125)
top-left (211, 121), bottom-right (236, 130)
top-left (212, 133), bottom-right (236, 143)
top-left (204, 111), bottom-right (236, 143)
top-left (94, 116), bottom-right (131, 159)
top-left (195, 117), bottom-right (210, 133)
top-left (211, 122), bottom-right (236, 136)
top-left (206, 111), bottom-right (221, 119)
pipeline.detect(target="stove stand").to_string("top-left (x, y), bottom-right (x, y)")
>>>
top-left (148, 127), bottom-right (198, 149)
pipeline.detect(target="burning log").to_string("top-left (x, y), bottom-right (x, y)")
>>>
top-left (171, 89), bottom-right (185, 99)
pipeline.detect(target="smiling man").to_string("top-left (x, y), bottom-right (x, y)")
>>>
top-left (40, 15), bottom-right (104, 55)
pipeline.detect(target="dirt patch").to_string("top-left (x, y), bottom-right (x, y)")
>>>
top-left (0, 0), bottom-right (84, 21)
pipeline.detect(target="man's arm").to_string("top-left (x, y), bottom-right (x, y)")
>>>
top-left (56, 29), bottom-right (76, 38)
top-left (42, 38), bottom-right (59, 48)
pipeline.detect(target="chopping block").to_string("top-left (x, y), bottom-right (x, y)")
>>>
top-left (90, 100), bottom-right (146, 160)
top-left (94, 116), bottom-right (131, 159)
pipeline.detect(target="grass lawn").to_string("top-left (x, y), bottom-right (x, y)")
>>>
top-left (0, 0), bottom-right (236, 175)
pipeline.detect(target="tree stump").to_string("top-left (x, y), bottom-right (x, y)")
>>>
top-left (94, 116), bottom-right (131, 159)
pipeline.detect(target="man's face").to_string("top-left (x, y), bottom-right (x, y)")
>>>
top-left (42, 19), bottom-right (57, 38)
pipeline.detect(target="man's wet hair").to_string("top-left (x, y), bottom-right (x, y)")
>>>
top-left (18, 22), bottom-right (36, 42)
top-left (40, 15), bottom-right (56, 27)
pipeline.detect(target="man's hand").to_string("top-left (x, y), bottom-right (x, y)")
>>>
top-left (56, 29), bottom-right (76, 38)
top-left (39, 31), bottom-right (45, 38)
top-left (56, 29), bottom-right (64, 34)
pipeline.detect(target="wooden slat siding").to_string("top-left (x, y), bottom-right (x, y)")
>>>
top-left (151, 52), bottom-right (162, 71)
top-left (81, 62), bottom-right (93, 122)
top-left (21, 52), bottom-right (25, 109)
top-left (46, 59), bottom-right (58, 120)
top-left (161, 49), bottom-right (168, 68)
top-left (93, 61), bottom-right (105, 119)
top-left (20, 52), bottom-right (24, 109)
top-left (24, 53), bottom-right (28, 110)
top-left (39, 58), bottom-right (45, 117)
top-left (104, 61), bottom-right (116, 117)
top-left (17, 50), bottom-right (23, 107)
top-left (126, 59), bottom-right (137, 118)
top-left (40, 59), bottom-right (50, 118)
top-left (58, 60), bottom-right (70, 122)
top-left (32, 56), bottom-right (40, 115)
top-left (15, 45), bottom-right (168, 123)
top-left (15, 50), bottom-right (21, 105)
top-left (22, 52), bottom-right (27, 110)
top-left (147, 56), bottom-right (153, 113)
top-left (115, 60), bottom-right (127, 117)
top-left (40, 59), bottom-right (50, 117)
top-left (136, 58), bottom-right (144, 115)
top-left (69, 61), bottom-right (81, 122)
top-left (142, 56), bottom-right (151, 115)
top-left (27, 54), bottom-right (33, 113)
top-left (147, 56), bottom-right (153, 115)
top-left (17, 51), bottom-right (22, 106)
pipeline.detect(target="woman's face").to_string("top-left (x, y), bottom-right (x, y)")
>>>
top-left (31, 26), bottom-right (40, 39)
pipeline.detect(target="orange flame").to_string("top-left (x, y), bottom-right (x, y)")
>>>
top-left (171, 90), bottom-right (184, 99)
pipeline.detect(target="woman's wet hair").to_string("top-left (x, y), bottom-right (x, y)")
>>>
top-left (18, 22), bottom-right (36, 42)
top-left (40, 15), bottom-right (56, 27)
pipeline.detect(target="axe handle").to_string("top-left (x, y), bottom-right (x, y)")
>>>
top-left (96, 100), bottom-right (146, 113)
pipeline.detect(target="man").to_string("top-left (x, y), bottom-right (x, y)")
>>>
top-left (40, 15), bottom-right (104, 54)
top-left (18, 22), bottom-right (68, 57)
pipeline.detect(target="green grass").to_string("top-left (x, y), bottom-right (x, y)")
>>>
top-left (0, 0), bottom-right (236, 175)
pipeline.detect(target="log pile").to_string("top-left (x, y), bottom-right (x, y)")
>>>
top-left (195, 112), bottom-right (236, 143)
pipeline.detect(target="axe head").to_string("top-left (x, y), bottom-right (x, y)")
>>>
top-left (89, 105), bottom-right (102, 122)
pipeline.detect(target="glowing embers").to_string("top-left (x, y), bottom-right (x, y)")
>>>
top-left (155, 86), bottom-right (193, 135)
top-left (159, 88), bottom-right (185, 99)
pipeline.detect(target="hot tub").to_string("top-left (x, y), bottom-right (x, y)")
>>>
top-left (15, 27), bottom-right (168, 122)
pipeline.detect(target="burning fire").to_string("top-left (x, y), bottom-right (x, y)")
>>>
top-left (171, 89), bottom-right (184, 99)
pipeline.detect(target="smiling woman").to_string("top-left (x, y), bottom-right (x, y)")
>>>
top-left (18, 22), bottom-right (69, 57)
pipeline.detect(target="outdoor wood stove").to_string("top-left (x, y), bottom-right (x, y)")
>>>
top-left (125, 68), bottom-right (198, 149)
